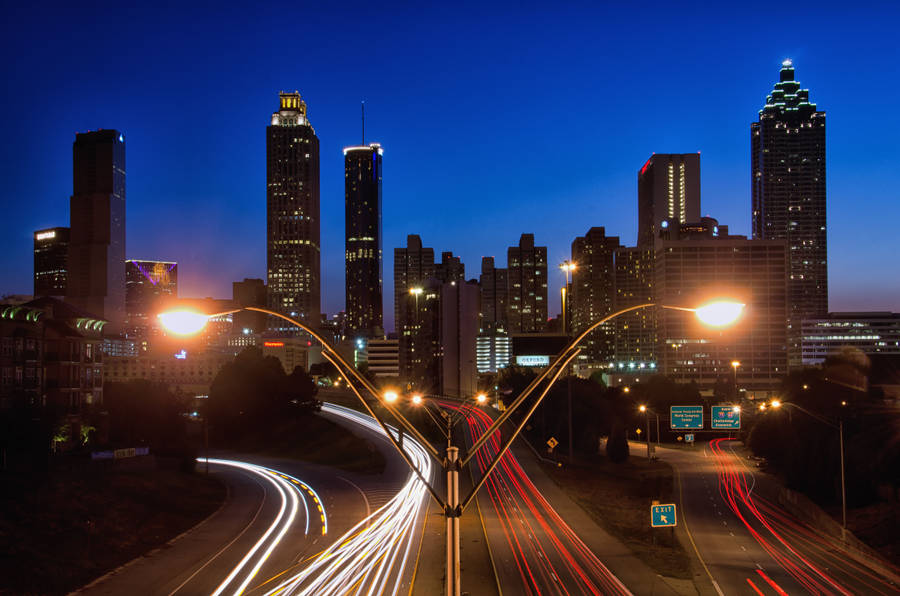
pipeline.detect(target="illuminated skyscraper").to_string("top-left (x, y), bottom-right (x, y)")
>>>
top-left (571, 227), bottom-right (620, 362)
top-left (752, 60), bottom-right (827, 367)
top-left (34, 227), bottom-right (69, 296)
top-left (637, 153), bottom-right (700, 247)
top-left (125, 260), bottom-right (177, 350)
top-left (344, 143), bottom-right (383, 337)
top-left (68, 129), bottom-right (126, 328)
top-left (394, 235), bottom-right (435, 385)
top-left (507, 233), bottom-right (547, 333)
top-left (267, 91), bottom-right (320, 330)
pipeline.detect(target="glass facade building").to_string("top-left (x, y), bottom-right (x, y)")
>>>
top-left (267, 91), bottom-right (320, 330)
top-left (34, 227), bottom-right (69, 296)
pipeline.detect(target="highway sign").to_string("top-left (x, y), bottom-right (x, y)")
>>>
top-left (711, 405), bottom-right (741, 429)
top-left (651, 504), bottom-right (677, 527)
top-left (546, 437), bottom-right (558, 449)
top-left (670, 406), bottom-right (703, 429)
top-left (684, 433), bottom-right (694, 443)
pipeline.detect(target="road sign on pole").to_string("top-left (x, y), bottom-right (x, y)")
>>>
top-left (670, 406), bottom-right (703, 429)
top-left (711, 405), bottom-right (741, 429)
top-left (651, 504), bottom-right (677, 527)
top-left (546, 437), bottom-right (558, 449)
top-left (685, 433), bottom-right (694, 443)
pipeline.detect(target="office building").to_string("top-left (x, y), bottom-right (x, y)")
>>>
top-left (752, 60), bottom-right (827, 367)
top-left (394, 235), bottom-right (436, 383)
top-left (655, 218), bottom-right (788, 389)
top-left (232, 278), bottom-right (267, 335)
top-left (476, 334), bottom-right (511, 373)
top-left (801, 313), bottom-right (900, 366)
top-left (34, 227), bottom-right (69, 296)
top-left (479, 257), bottom-right (508, 333)
top-left (67, 130), bottom-right (126, 328)
top-left (267, 91), bottom-right (320, 330)
top-left (441, 280), bottom-right (480, 398)
top-left (344, 143), bottom-right (383, 337)
top-left (571, 227), bottom-right (620, 362)
top-left (366, 338), bottom-right (400, 377)
top-left (436, 251), bottom-right (465, 283)
top-left (612, 246), bottom-right (656, 371)
top-left (507, 233), bottom-right (547, 333)
top-left (125, 260), bottom-right (177, 351)
top-left (637, 153), bottom-right (701, 247)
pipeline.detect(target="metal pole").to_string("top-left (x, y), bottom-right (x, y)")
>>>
top-left (656, 414), bottom-right (660, 448)
top-left (446, 446), bottom-right (460, 596)
top-left (567, 375), bottom-right (573, 462)
top-left (645, 413), bottom-right (651, 460)
top-left (839, 419), bottom-right (847, 541)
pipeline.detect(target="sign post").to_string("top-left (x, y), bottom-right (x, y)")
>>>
top-left (711, 405), bottom-right (741, 430)
top-left (670, 406), bottom-right (703, 430)
top-left (651, 504), bottom-right (677, 527)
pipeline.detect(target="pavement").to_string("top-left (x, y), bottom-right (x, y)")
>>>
top-left (654, 438), bottom-right (900, 596)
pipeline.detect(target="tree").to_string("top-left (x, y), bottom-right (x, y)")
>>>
top-left (606, 418), bottom-right (629, 463)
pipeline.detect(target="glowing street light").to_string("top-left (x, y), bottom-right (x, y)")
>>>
top-left (158, 310), bottom-right (210, 335)
top-left (771, 399), bottom-right (781, 408)
top-left (639, 404), bottom-right (647, 412)
top-left (384, 391), bottom-right (399, 403)
top-left (411, 394), bottom-right (423, 405)
top-left (732, 405), bottom-right (741, 413)
top-left (693, 300), bottom-right (745, 327)
top-left (475, 393), bottom-right (487, 404)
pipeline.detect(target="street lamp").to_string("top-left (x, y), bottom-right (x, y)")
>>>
top-left (638, 404), bottom-right (660, 459)
top-left (559, 261), bottom-right (576, 335)
top-left (731, 360), bottom-right (741, 398)
top-left (762, 400), bottom-right (847, 539)
top-left (159, 298), bottom-right (743, 596)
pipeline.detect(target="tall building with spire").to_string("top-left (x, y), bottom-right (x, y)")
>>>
top-left (752, 60), bottom-right (827, 366)
top-left (68, 129), bottom-right (126, 329)
top-left (267, 91), bottom-right (320, 331)
top-left (344, 142), bottom-right (383, 338)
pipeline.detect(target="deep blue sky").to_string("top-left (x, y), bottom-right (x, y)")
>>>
top-left (3, 1), bottom-right (899, 331)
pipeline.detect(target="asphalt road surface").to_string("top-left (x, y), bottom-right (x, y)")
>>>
top-left (658, 438), bottom-right (900, 595)
top-left (75, 403), bottom-right (430, 596)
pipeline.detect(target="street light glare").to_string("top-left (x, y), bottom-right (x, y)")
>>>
top-left (771, 399), bottom-right (781, 408)
top-left (409, 287), bottom-right (423, 296)
top-left (384, 391), bottom-right (399, 403)
top-left (694, 301), bottom-right (745, 327)
top-left (639, 405), bottom-right (647, 412)
top-left (731, 360), bottom-right (741, 368)
top-left (411, 394), bottom-right (423, 405)
top-left (732, 405), bottom-right (741, 413)
top-left (475, 393), bottom-right (487, 404)
top-left (158, 310), bottom-right (209, 335)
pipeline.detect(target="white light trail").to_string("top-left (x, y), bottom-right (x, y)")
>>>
top-left (197, 458), bottom-right (327, 596)
top-left (264, 403), bottom-right (433, 596)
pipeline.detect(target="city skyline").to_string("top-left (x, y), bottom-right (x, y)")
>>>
top-left (3, 3), bottom-right (900, 332)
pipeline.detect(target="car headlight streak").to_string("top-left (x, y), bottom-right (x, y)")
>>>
top-left (264, 403), bottom-right (433, 596)
top-left (196, 458), bottom-right (327, 596)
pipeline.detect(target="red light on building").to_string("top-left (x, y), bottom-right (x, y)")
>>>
top-left (263, 341), bottom-right (284, 347)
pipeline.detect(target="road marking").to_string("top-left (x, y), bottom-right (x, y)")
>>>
top-left (729, 532), bottom-right (734, 537)
top-left (674, 464), bottom-right (725, 596)
top-left (740, 546), bottom-right (746, 551)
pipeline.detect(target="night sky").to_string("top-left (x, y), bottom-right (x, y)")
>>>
top-left (3, 2), bottom-right (899, 331)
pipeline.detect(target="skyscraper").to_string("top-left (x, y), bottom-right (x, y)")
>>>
top-left (752, 60), bottom-right (827, 367)
top-left (570, 227), bottom-right (620, 362)
top-left (125, 260), bottom-right (177, 350)
top-left (613, 246), bottom-right (656, 368)
top-left (68, 129), bottom-right (126, 328)
top-left (637, 153), bottom-right (701, 247)
top-left (344, 143), bottom-right (383, 338)
top-left (394, 235), bottom-right (435, 385)
top-left (479, 257), bottom-right (508, 333)
top-left (507, 233), bottom-right (548, 333)
top-left (435, 251), bottom-right (464, 283)
top-left (34, 227), bottom-right (69, 297)
top-left (267, 91), bottom-right (320, 330)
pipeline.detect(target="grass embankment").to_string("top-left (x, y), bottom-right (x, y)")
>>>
top-left (229, 410), bottom-right (386, 475)
top-left (0, 458), bottom-right (224, 595)
top-left (542, 453), bottom-right (692, 579)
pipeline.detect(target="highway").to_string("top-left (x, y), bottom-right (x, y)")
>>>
top-left (658, 438), bottom-right (900, 595)
top-left (76, 403), bottom-right (430, 596)
top-left (446, 401), bottom-right (633, 595)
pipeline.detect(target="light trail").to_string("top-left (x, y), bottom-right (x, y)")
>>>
top-left (708, 438), bottom-right (900, 595)
top-left (447, 401), bottom-right (632, 595)
top-left (197, 458), bottom-right (327, 596)
top-left (263, 403), bottom-right (432, 596)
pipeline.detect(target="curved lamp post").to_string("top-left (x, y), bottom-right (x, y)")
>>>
top-left (159, 299), bottom-right (743, 596)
